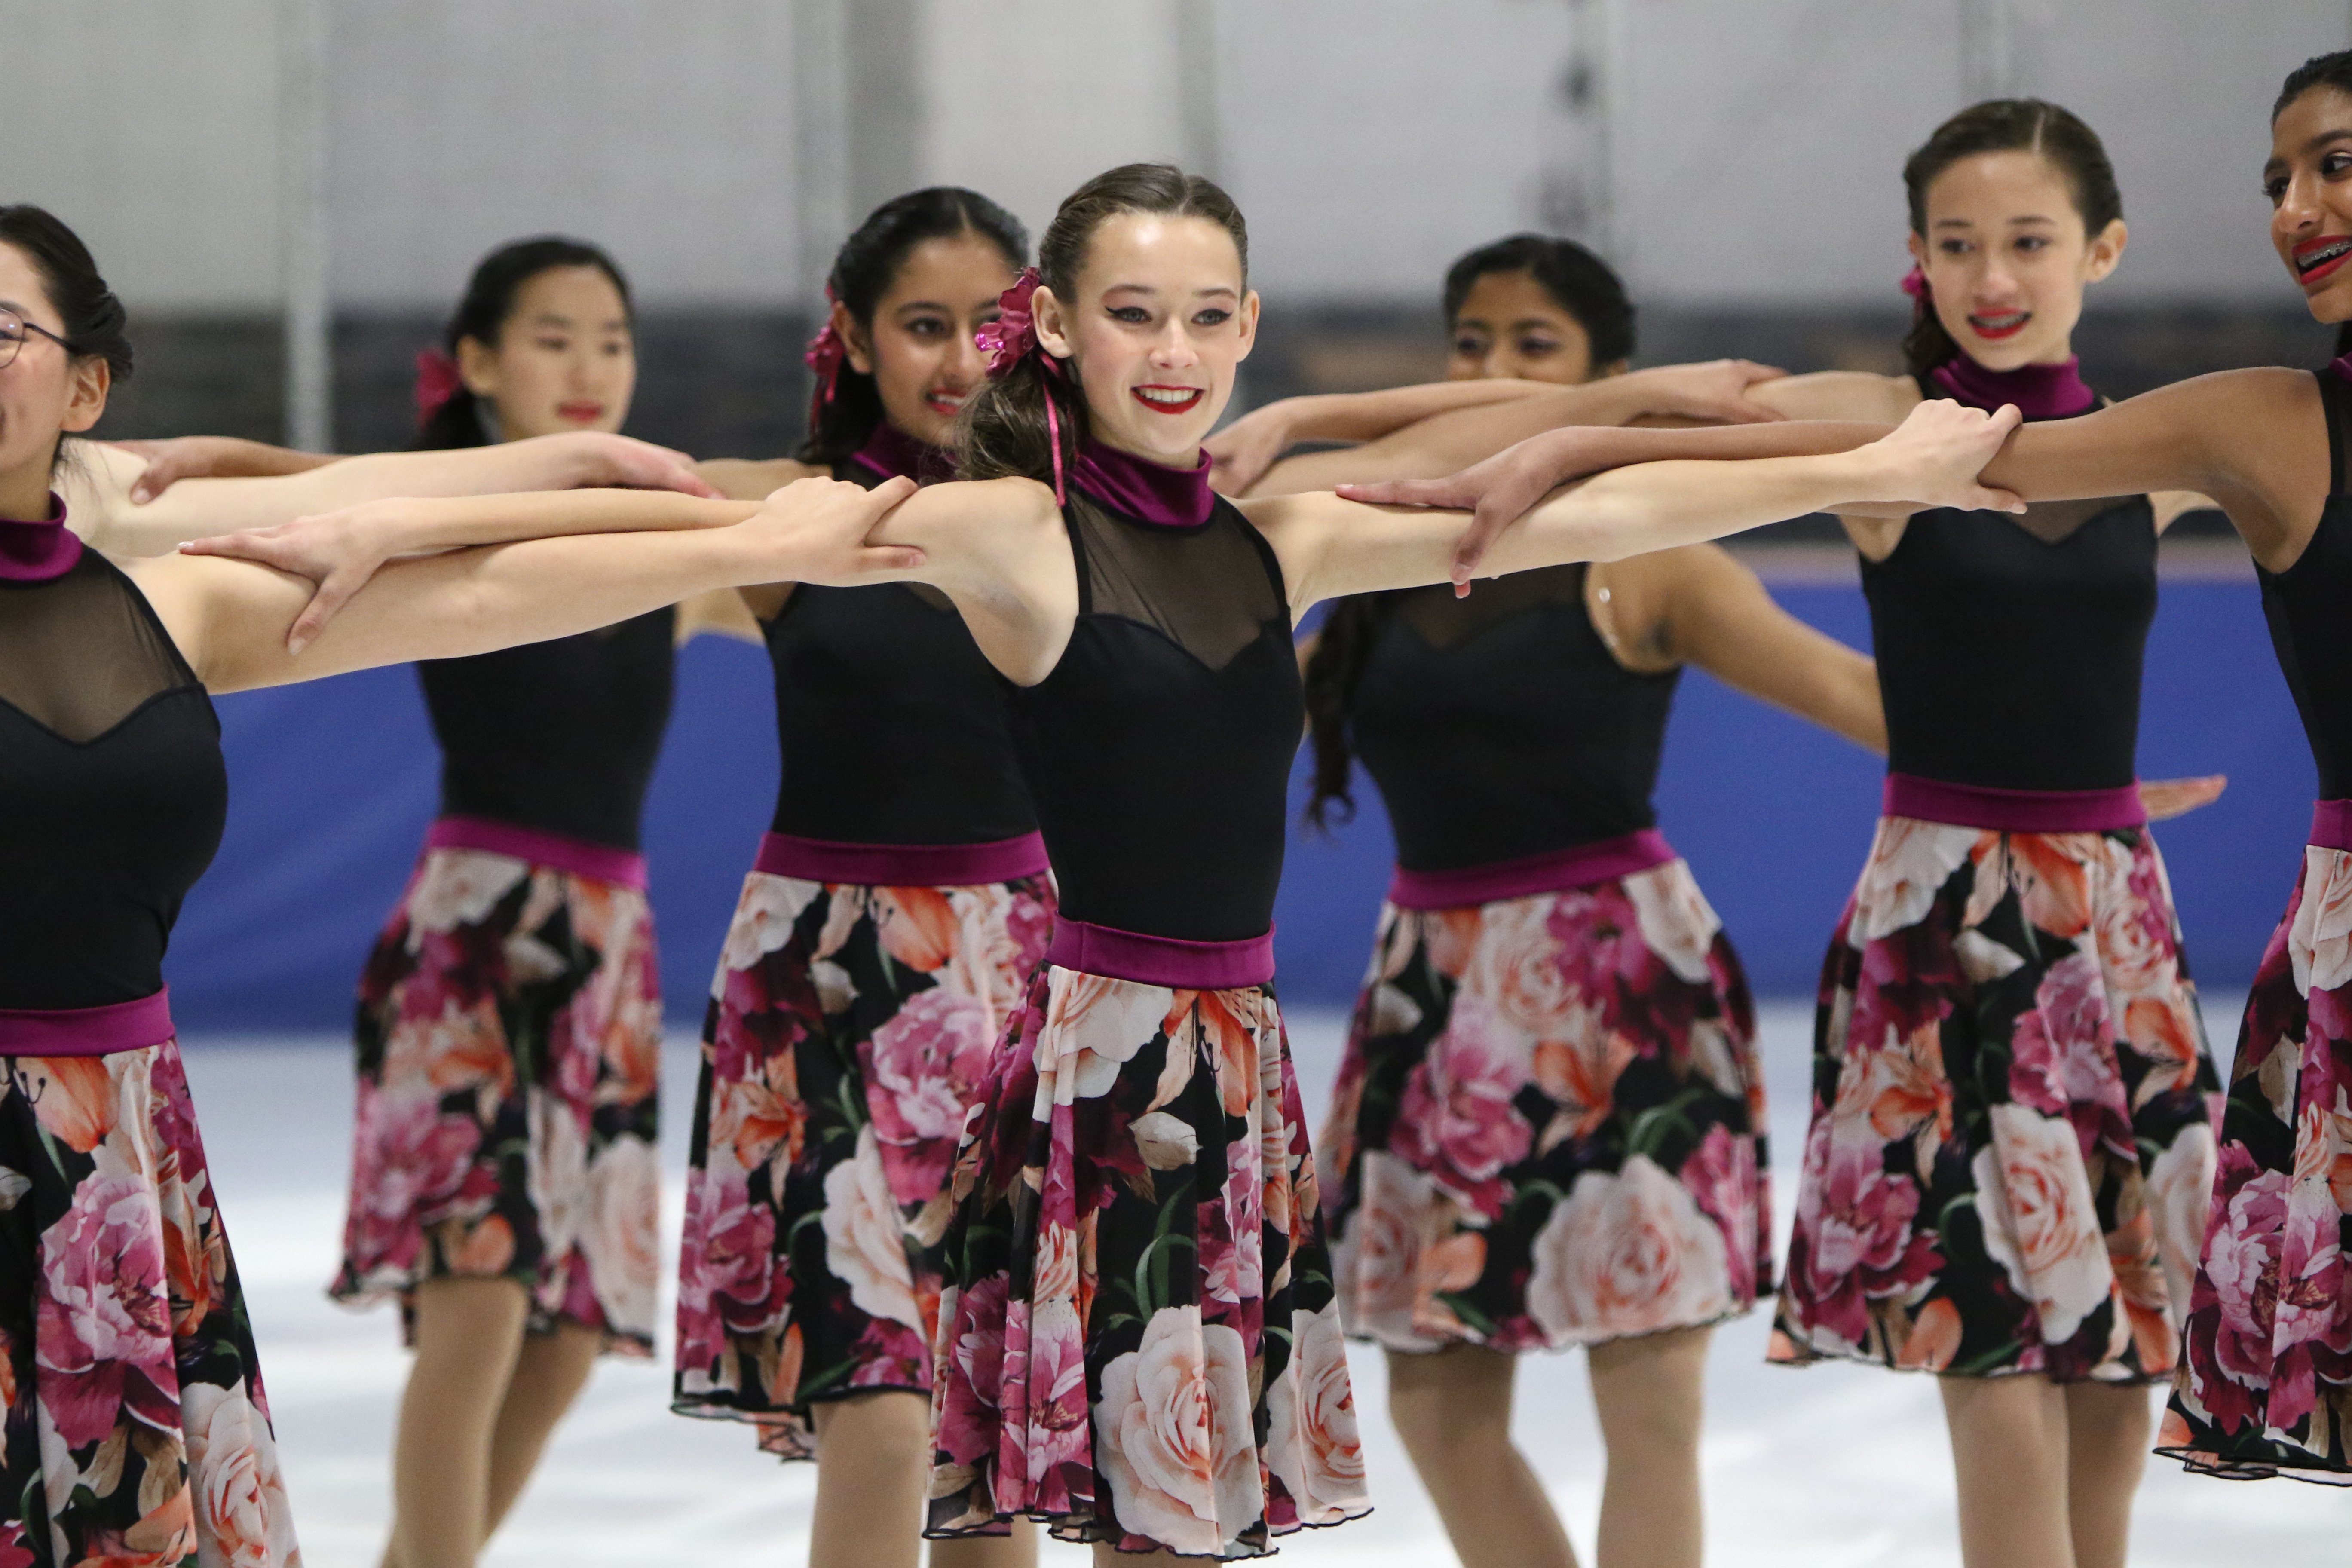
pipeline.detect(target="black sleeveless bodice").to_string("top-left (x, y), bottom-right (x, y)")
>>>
top-left (761, 582), bottom-right (1035, 843)
top-left (755, 450), bottom-right (1034, 844)
top-left (0, 550), bottom-right (227, 1008)
top-left (1348, 565), bottom-right (1678, 870)
top-left (2263, 370), bottom-right (2352, 800)
top-left (416, 609), bottom-right (676, 852)
top-left (1004, 490), bottom-right (1301, 941)
top-left (1864, 376), bottom-right (2155, 791)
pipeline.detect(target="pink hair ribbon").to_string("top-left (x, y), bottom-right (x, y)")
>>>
top-left (804, 284), bottom-right (849, 431)
top-left (413, 348), bottom-right (463, 428)
top-left (976, 268), bottom-right (1066, 503)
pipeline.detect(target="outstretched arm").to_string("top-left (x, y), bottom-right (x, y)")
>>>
top-left (1256, 401), bottom-right (2022, 612)
top-left (113, 436), bottom-right (339, 501)
top-left (132, 479), bottom-right (921, 692)
top-left (180, 481), bottom-right (884, 651)
top-left (1207, 380), bottom-right (1556, 493)
top-left (1244, 361), bottom-right (1792, 498)
top-left (1641, 547), bottom-right (1885, 753)
top-left (1345, 367), bottom-right (2317, 579)
top-left (70, 430), bottom-right (721, 559)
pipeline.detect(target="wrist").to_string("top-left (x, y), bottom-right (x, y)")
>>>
top-left (1819, 446), bottom-right (1899, 506)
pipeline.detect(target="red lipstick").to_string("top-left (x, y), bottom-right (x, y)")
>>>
top-left (1966, 311), bottom-right (2030, 342)
top-left (2294, 233), bottom-right (2352, 290)
top-left (556, 400), bottom-right (605, 424)
top-left (1131, 385), bottom-right (1204, 416)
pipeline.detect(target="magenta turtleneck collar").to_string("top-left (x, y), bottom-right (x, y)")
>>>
top-left (1069, 438), bottom-right (1215, 528)
top-left (1928, 353), bottom-right (2098, 421)
top-left (847, 421), bottom-right (956, 486)
top-left (0, 493), bottom-right (82, 582)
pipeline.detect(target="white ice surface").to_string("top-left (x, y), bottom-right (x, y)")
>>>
top-left (179, 994), bottom-right (2341, 1567)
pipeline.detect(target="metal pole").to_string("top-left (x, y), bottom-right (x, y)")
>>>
top-left (1173, 0), bottom-right (1226, 183)
top-left (793, 0), bottom-right (851, 312)
top-left (1539, 0), bottom-right (1629, 274)
top-left (278, 0), bottom-right (331, 451)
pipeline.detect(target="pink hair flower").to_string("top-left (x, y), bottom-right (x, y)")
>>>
top-left (1900, 264), bottom-right (1929, 302)
top-left (977, 269), bottom-right (1044, 379)
top-left (413, 348), bottom-right (463, 429)
top-left (804, 285), bottom-right (850, 426)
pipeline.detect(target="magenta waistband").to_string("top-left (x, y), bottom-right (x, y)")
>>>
top-left (1882, 773), bottom-right (2145, 833)
top-left (425, 815), bottom-right (649, 889)
top-left (2313, 799), bottom-right (2352, 852)
top-left (753, 830), bottom-right (1050, 888)
top-left (1386, 829), bottom-right (1678, 911)
top-left (1047, 917), bottom-right (1275, 989)
top-left (0, 987), bottom-right (174, 1057)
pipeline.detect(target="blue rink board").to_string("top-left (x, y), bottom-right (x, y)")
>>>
top-left (165, 577), bottom-right (2315, 1031)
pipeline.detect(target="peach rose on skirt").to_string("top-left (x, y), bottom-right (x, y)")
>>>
top-left (716, 873), bottom-right (821, 982)
top-left (407, 848), bottom-right (530, 935)
top-left (1332, 1150), bottom-right (1430, 1344)
top-left (1464, 897), bottom-right (1578, 1038)
top-left (820, 1127), bottom-right (925, 1332)
top-left (180, 1379), bottom-right (300, 1568)
top-left (1263, 1301), bottom-right (1369, 1525)
top-left (1526, 1154), bottom-right (1732, 1344)
top-left (1041, 971), bottom-right (1174, 1102)
top-left (1624, 860), bottom-right (1721, 985)
top-left (1850, 819), bottom-right (1981, 944)
top-left (2149, 1121), bottom-right (2217, 1314)
top-left (1972, 1103), bottom-right (2112, 1346)
top-left (1094, 1306), bottom-right (1260, 1556)
top-left (580, 1135), bottom-right (660, 1339)
top-left (2291, 845), bottom-right (2352, 996)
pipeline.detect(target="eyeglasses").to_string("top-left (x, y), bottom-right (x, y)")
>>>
top-left (0, 308), bottom-right (71, 369)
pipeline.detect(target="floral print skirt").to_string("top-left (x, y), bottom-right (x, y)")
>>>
top-left (1771, 816), bottom-right (2221, 1383)
top-left (1322, 862), bottom-right (1768, 1354)
top-left (1, 1039), bottom-right (300, 1566)
top-left (2160, 840), bottom-right (2352, 1480)
top-left (925, 962), bottom-right (1371, 1560)
top-left (671, 870), bottom-right (1054, 1459)
top-left (331, 846), bottom-right (663, 1355)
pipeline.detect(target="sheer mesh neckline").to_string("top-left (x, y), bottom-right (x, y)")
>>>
top-left (0, 551), bottom-right (205, 743)
top-left (1066, 494), bottom-right (1284, 671)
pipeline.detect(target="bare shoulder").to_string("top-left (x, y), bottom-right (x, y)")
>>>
top-left (1614, 540), bottom-right (1760, 623)
top-left (55, 440), bottom-right (144, 539)
top-left (696, 456), bottom-right (824, 501)
top-left (1753, 371), bottom-right (1917, 423)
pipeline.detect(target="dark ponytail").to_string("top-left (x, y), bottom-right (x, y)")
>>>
top-left (1899, 99), bottom-right (2122, 383)
top-left (959, 163), bottom-right (1248, 485)
top-left (416, 236), bottom-right (632, 452)
top-left (802, 188), bottom-right (1027, 469)
top-left (2275, 52), bottom-right (2352, 362)
top-left (1442, 233), bottom-right (1635, 367)
top-left (1301, 594), bottom-right (1402, 832)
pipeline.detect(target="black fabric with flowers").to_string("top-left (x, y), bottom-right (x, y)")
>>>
top-left (1004, 489), bottom-right (1301, 942)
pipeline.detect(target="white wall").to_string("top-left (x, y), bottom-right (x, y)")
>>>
top-left (2, 0), bottom-right (282, 309)
top-left (327, 1), bottom-right (800, 308)
top-left (4, 0), bottom-right (2349, 313)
